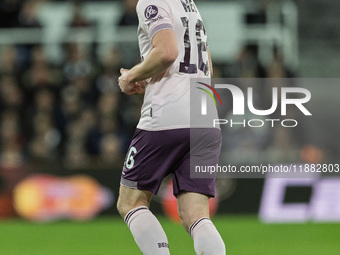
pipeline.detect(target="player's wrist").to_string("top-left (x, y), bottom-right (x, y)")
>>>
top-left (126, 67), bottom-right (140, 84)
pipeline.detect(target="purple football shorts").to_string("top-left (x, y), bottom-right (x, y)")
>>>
top-left (120, 128), bottom-right (222, 197)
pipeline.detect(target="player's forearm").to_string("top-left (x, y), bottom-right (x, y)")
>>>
top-left (127, 45), bottom-right (178, 83)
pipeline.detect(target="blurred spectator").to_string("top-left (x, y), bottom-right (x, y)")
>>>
top-left (220, 114), bottom-right (269, 165)
top-left (63, 140), bottom-right (89, 170)
top-left (71, 76), bottom-right (96, 105)
top-left (0, 45), bottom-right (21, 75)
top-left (0, 109), bottom-right (26, 219)
top-left (98, 133), bottom-right (123, 168)
top-left (66, 117), bottom-right (88, 144)
top-left (30, 45), bottom-right (47, 65)
top-left (56, 85), bottom-right (82, 134)
top-left (23, 88), bottom-right (56, 130)
top-left (22, 51), bottom-right (62, 89)
top-left (97, 91), bottom-right (119, 119)
top-left (266, 47), bottom-right (294, 78)
top-left (0, 75), bottom-right (23, 111)
top-left (28, 112), bottom-right (61, 161)
top-left (118, 0), bottom-right (139, 26)
top-left (33, 88), bottom-right (56, 114)
top-left (63, 43), bottom-right (95, 81)
top-left (96, 46), bottom-right (121, 94)
top-left (86, 91), bottom-right (120, 155)
top-left (18, 0), bottom-right (41, 28)
top-left (69, 1), bottom-right (92, 28)
top-left (228, 45), bottom-right (265, 78)
top-left (265, 126), bottom-right (300, 163)
top-left (0, 110), bottom-right (24, 158)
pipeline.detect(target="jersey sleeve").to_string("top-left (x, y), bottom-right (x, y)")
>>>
top-left (136, 0), bottom-right (174, 40)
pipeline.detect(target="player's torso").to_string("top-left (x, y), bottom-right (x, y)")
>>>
top-left (137, 0), bottom-right (210, 130)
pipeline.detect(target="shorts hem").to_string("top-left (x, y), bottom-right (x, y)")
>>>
top-left (136, 186), bottom-right (159, 195)
top-left (174, 189), bottom-right (215, 198)
top-left (120, 177), bottom-right (159, 195)
top-left (120, 176), bottom-right (137, 189)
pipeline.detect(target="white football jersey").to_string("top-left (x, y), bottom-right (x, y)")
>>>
top-left (136, 0), bottom-right (210, 130)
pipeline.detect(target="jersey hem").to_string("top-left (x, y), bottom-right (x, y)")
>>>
top-left (136, 125), bottom-right (221, 131)
top-left (136, 125), bottom-right (190, 131)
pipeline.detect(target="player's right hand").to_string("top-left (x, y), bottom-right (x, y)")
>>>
top-left (118, 68), bottom-right (146, 95)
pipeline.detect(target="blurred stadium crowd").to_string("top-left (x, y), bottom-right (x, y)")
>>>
top-left (0, 0), bottom-right (307, 178)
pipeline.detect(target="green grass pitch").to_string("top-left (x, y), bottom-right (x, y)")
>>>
top-left (1, 216), bottom-right (339, 254)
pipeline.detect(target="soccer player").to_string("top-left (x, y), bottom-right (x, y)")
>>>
top-left (117, 0), bottom-right (225, 254)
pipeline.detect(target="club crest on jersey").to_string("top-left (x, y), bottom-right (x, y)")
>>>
top-left (145, 5), bottom-right (158, 19)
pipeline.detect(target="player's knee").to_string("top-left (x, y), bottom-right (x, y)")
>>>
top-left (116, 197), bottom-right (127, 218)
top-left (178, 207), bottom-right (200, 232)
top-left (116, 195), bottom-right (149, 218)
top-left (116, 197), bottom-right (133, 218)
top-left (178, 207), bottom-right (188, 230)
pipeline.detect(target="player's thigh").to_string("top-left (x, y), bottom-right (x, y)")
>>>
top-left (176, 191), bottom-right (210, 231)
top-left (117, 185), bottom-right (153, 218)
top-left (121, 128), bottom-right (190, 195)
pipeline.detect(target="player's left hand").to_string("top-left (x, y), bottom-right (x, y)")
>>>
top-left (118, 68), bottom-right (145, 95)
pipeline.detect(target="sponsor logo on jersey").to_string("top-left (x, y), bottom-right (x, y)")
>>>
top-left (146, 15), bottom-right (164, 27)
top-left (145, 5), bottom-right (158, 19)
